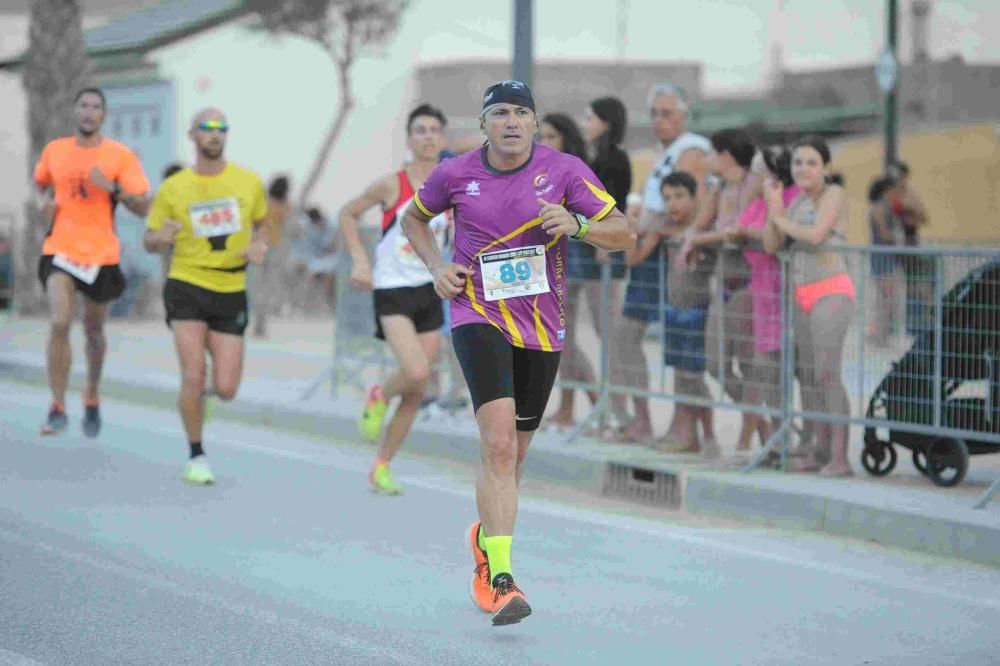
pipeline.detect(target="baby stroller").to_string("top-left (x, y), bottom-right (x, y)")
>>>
top-left (862, 258), bottom-right (1000, 487)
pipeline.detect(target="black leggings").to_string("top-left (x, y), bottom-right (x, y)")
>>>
top-left (452, 324), bottom-right (561, 431)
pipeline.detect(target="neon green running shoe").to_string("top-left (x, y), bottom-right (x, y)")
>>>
top-left (183, 456), bottom-right (216, 486)
top-left (369, 463), bottom-right (402, 495)
top-left (360, 385), bottom-right (387, 442)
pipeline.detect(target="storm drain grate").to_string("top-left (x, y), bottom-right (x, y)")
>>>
top-left (602, 463), bottom-right (683, 508)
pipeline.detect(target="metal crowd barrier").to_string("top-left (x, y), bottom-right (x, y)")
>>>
top-left (321, 221), bottom-right (1000, 508)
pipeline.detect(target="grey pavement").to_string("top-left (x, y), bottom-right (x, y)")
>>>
top-left (3, 382), bottom-right (1000, 665)
top-left (2, 316), bottom-right (1000, 570)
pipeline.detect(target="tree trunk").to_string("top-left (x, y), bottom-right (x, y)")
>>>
top-left (296, 61), bottom-right (355, 210)
top-left (19, 0), bottom-right (93, 314)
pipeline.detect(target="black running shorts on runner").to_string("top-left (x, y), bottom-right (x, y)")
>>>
top-left (163, 278), bottom-right (248, 336)
top-left (452, 323), bottom-right (562, 432)
top-left (37, 255), bottom-right (126, 304)
top-left (373, 283), bottom-right (444, 340)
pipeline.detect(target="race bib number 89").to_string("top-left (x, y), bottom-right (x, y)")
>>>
top-left (479, 245), bottom-right (549, 302)
top-left (189, 198), bottom-right (242, 238)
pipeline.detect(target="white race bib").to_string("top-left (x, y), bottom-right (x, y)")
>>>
top-left (189, 198), bottom-right (241, 238)
top-left (52, 254), bottom-right (99, 285)
top-left (479, 245), bottom-right (549, 302)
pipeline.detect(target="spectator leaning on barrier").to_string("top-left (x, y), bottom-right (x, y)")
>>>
top-left (678, 128), bottom-right (759, 455)
top-left (612, 82), bottom-right (710, 444)
top-left (867, 174), bottom-right (904, 346)
top-left (628, 171), bottom-right (718, 454)
top-left (888, 160), bottom-right (933, 335)
top-left (726, 145), bottom-right (798, 449)
top-left (763, 135), bottom-right (855, 478)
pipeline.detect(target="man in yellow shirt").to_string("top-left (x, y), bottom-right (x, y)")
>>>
top-left (33, 87), bottom-right (151, 437)
top-left (144, 107), bottom-right (269, 485)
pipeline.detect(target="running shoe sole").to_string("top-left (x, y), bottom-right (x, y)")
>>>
top-left (492, 596), bottom-right (532, 626)
top-left (468, 522), bottom-right (492, 613)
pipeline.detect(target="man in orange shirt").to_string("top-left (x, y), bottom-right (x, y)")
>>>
top-left (33, 87), bottom-right (151, 437)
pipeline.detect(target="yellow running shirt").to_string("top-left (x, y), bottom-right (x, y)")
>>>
top-left (146, 163), bottom-right (268, 293)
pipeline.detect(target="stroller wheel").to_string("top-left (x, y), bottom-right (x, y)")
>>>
top-left (861, 442), bottom-right (897, 477)
top-left (926, 438), bottom-right (969, 488)
top-left (912, 449), bottom-right (928, 476)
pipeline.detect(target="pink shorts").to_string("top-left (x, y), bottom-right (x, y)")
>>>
top-left (795, 273), bottom-right (856, 314)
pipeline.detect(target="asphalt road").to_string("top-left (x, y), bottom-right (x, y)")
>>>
top-left (2, 381), bottom-right (999, 665)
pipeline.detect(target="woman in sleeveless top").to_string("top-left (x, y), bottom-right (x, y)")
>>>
top-left (725, 146), bottom-right (797, 453)
top-left (763, 135), bottom-right (855, 477)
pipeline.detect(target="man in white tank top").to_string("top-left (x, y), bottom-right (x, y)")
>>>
top-left (339, 104), bottom-right (450, 495)
top-left (612, 83), bottom-right (712, 447)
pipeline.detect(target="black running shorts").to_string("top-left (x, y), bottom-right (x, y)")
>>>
top-left (373, 283), bottom-right (443, 340)
top-left (38, 255), bottom-right (126, 304)
top-left (452, 323), bottom-right (561, 432)
top-left (163, 278), bottom-right (248, 336)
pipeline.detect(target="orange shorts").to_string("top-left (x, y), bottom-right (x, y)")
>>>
top-left (795, 273), bottom-right (856, 314)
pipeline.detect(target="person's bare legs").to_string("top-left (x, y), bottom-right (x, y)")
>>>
top-left (551, 281), bottom-right (592, 426)
top-left (810, 294), bottom-right (855, 476)
top-left (377, 316), bottom-right (440, 463)
top-left (206, 329), bottom-right (245, 402)
top-left (790, 300), bottom-right (827, 469)
top-left (81, 299), bottom-right (109, 404)
top-left (720, 289), bottom-right (755, 450)
top-left (676, 370), bottom-right (715, 454)
top-left (172, 321), bottom-right (210, 444)
top-left (45, 273), bottom-right (76, 411)
top-left (584, 278), bottom-right (626, 424)
top-left (612, 317), bottom-right (653, 441)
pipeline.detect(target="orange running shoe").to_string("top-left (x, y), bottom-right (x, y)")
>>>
top-left (490, 573), bottom-right (531, 626)
top-left (467, 521), bottom-right (492, 613)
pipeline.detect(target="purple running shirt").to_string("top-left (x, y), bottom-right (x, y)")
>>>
top-left (413, 143), bottom-right (616, 351)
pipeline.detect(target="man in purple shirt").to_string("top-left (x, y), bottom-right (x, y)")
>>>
top-left (402, 80), bottom-right (634, 626)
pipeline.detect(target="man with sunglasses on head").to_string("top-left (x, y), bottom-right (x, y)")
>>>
top-left (34, 87), bottom-right (151, 437)
top-left (144, 108), bottom-right (269, 485)
top-left (402, 80), bottom-right (635, 626)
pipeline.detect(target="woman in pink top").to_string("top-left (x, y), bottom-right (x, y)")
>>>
top-left (727, 145), bottom-right (798, 448)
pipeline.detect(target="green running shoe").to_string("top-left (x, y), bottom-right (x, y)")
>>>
top-left (369, 463), bottom-right (402, 495)
top-left (183, 456), bottom-right (216, 486)
top-left (359, 385), bottom-right (387, 442)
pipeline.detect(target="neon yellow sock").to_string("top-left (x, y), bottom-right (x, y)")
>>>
top-left (483, 535), bottom-right (512, 583)
top-left (477, 524), bottom-right (487, 552)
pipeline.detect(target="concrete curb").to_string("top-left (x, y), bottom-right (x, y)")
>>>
top-left (3, 358), bottom-right (999, 568)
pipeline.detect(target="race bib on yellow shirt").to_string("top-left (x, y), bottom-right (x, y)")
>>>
top-left (479, 245), bottom-right (549, 302)
top-left (189, 198), bottom-right (241, 238)
top-left (53, 254), bottom-right (99, 285)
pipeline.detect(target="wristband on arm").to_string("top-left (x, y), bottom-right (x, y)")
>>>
top-left (572, 213), bottom-right (590, 240)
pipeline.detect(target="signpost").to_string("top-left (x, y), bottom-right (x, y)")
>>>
top-left (879, 0), bottom-right (899, 169)
top-left (512, 0), bottom-right (533, 89)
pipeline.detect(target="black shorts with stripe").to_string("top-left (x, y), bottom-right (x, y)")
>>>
top-left (451, 323), bottom-right (561, 432)
top-left (163, 278), bottom-right (248, 336)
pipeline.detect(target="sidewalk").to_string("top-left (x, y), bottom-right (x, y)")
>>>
top-left (3, 315), bottom-right (999, 567)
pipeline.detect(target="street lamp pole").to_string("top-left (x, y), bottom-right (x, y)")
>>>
top-left (884, 0), bottom-right (899, 169)
top-left (512, 0), bottom-right (533, 88)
